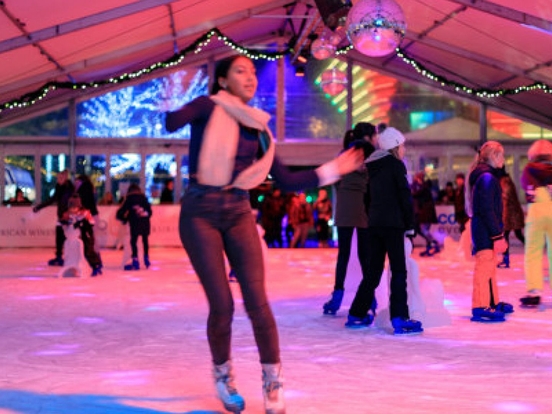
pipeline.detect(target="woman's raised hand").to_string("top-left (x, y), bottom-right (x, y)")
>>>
top-left (335, 147), bottom-right (365, 176)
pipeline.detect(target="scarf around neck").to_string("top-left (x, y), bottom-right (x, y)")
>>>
top-left (197, 90), bottom-right (275, 190)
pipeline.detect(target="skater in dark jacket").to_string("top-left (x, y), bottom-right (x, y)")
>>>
top-left (346, 126), bottom-right (423, 335)
top-left (453, 173), bottom-right (468, 233)
top-left (33, 169), bottom-right (74, 266)
top-left (466, 141), bottom-right (511, 322)
top-left (116, 184), bottom-right (152, 270)
top-left (75, 174), bottom-right (103, 272)
top-left (322, 123), bottom-right (377, 316)
top-left (497, 167), bottom-right (525, 268)
top-left (411, 171), bottom-right (439, 257)
top-left (164, 55), bottom-right (363, 414)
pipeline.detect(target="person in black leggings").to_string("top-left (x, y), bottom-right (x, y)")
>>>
top-left (323, 123), bottom-right (377, 315)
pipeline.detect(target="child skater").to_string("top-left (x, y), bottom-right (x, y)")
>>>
top-left (346, 126), bottom-right (423, 335)
top-left (116, 184), bottom-right (152, 271)
top-left (165, 54), bottom-right (363, 414)
top-left (59, 193), bottom-right (102, 277)
top-left (466, 141), bottom-right (512, 322)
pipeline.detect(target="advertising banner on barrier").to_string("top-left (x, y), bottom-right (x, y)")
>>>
top-left (0, 205), bottom-right (182, 248)
top-left (0, 204), bottom-right (521, 248)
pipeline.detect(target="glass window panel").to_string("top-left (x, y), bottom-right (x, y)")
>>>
top-left (145, 154), bottom-right (176, 204)
top-left (0, 108), bottom-right (68, 136)
top-left (418, 156), bottom-right (444, 199)
top-left (251, 59), bottom-right (277, 134)
top-left (4, 155), bottom-right (36, 203)
top-left (110, 154), bottom-right (141, 201)
top-left (285, 58), bottom-right (346, 139)
top-left (488, 110), bottom-right (552, 140)
top-left (181, 155), bottom-right (189, 197)
top-left (40, 154), bottom-right (69, 201)
top-left (77, 66), bottom-right (209, 139)
top-left (452, 155), bottom-right (475, 178)
top-left (76, 155), bottom-right (106, 201)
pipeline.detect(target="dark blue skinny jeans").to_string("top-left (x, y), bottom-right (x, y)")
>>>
top-left (179, 186), bottom-right (279, 365)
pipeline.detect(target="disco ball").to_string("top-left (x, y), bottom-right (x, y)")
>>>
top-left (346, 0), bottom-right (406, 57)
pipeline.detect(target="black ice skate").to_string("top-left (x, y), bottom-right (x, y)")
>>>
top-left (520, 295), bottom-right (541, 308)
top-left (323, 289), bottom-right (344, 315)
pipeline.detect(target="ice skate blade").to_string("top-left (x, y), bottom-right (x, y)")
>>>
top-left (470, 316), bottom-right (505, 323)
top-left (520, 304), bottom-right (546, 311)
top-left (323, 309), bottom-right (338, 316)
top-left (345, 323), bottom-right (371, 330)
top-left (393, 328), bottom-right (424, 335)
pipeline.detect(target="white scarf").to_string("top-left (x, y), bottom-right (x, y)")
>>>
top-left (197, 90), bottom-right (275, 189)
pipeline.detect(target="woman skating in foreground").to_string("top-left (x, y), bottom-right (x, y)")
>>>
top-left (165, 55), bottom-right (363, 414)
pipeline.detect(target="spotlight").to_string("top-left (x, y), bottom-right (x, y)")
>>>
top-left (295, 66), bottom-right (306, 77)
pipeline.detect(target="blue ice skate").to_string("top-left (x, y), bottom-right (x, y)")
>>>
top-left (323, 289), bottom-right (344, 315)
top-left (214, 362), bottom-right (245, 413)
top-left (391, 317), bottom-right (424, 335)
top-left (124, 258), bottom-right (140, 271)
top-left (345, 313), bottom-right (374, 329)
top-left (493, 301), bottom-right (514, 314)
top-left (91, 265), bottom-right (103, 277)
top-left (470, 307), bottom-right (505, 322)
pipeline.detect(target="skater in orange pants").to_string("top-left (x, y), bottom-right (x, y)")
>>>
top-left (466, 141), bottom-right (511, 322)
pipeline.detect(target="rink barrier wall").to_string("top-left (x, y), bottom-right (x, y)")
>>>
top-left (0, 205), bottom-right (523, 248)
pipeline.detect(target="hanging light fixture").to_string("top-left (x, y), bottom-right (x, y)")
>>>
top-left (320, 68), bottom-right (347, 96)
top-left (311, 38), bottom-right (336, 60)
top-left (311, 28), bottom-right (340, 60)
top-left (346, 0), bottom-right (406, 57)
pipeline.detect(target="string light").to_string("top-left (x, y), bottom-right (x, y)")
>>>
top-left (0, 28), bottom-right (287, 114)
top-left (2, 28), bottom-right (552, 114)
top-left (394, 48), bottom-right (552, 98)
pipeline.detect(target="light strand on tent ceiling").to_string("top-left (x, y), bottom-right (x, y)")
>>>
top-left (394, 49), bottom-right (552, 98)
top-left (0, 28), bottom-right (287, 114)
top-left (2, 28), bottom-right (552, 114)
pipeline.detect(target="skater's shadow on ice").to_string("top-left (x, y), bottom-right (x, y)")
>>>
top-left (0, 389), bottom-right (199, 414)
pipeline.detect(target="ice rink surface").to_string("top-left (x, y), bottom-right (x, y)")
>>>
top-left (0, 243), bottom-right (551, 414)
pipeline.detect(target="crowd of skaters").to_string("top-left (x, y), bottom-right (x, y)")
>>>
top-left (30, 170), bottom-right (154, 277)
top-left (16, 52), bottom-right (552, 414)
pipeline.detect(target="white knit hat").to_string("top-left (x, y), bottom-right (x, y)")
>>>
top-left (378, 127), bottom-right (405, 150)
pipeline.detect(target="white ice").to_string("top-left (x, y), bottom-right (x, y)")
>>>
top-left (0, 241), bottom-right (551, 414)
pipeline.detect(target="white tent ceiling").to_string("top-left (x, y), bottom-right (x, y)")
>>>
top-left (1, 0), bottom-right (552, 130)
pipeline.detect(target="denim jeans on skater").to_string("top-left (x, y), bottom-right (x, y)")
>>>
top-left (179, 185), bottom-right (279, 365)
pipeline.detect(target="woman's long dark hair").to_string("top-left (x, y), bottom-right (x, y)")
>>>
top-left (210, 55), bottom-right (243, 95)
